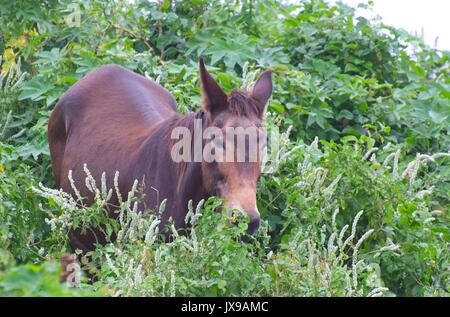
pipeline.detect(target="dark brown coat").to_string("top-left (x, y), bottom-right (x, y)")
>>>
top-left (48, 60), bottom-right (272, 253)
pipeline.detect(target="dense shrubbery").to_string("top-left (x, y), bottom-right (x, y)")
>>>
top-left (0, 0), bottom-right (448, 296)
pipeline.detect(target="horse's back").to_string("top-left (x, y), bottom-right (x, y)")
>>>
top-left (59, 64), bottom-right (177, 124)
top-left (48, 64), bottom-right (177, 191)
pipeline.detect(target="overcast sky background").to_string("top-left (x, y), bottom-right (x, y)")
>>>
top-left (331, 0), bottom-right (450, 51)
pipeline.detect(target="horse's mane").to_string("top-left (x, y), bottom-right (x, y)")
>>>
top-left (227, 89), bottom-right (261, 118)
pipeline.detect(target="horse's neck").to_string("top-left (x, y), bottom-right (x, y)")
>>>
top-left (176, 160), bottom-right (208, 206)
top-left (144, 112), bottom-right (209, 226)
top-left (171, 122), bottom-right (211, 223)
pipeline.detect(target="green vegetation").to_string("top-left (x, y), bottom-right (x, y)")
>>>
top-left (0, 0), bottom-right (448, 296)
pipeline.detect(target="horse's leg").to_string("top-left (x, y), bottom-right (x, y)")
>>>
top-left (67, 228), bottom-right (104, 283)
top-left (60, 253), bottom-right (79, 286)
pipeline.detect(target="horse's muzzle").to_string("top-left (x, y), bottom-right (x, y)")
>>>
top-left (226, 206), bottom-right (261, 235)
top-left (247, 215), bottom-right (260, 235)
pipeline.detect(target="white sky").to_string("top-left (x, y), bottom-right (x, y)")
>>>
top-left (333, 0), bottom-right (450, 51)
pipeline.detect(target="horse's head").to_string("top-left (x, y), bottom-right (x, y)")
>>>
top-left (198, 59), bottom-right (272, 234)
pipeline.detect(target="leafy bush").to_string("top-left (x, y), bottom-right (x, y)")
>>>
top-left (0, 261), bottom-right (98, 296)
top-left (33, 165), bottom-right (384, 296)
top-left (257, 135), bottom-right (449, 296)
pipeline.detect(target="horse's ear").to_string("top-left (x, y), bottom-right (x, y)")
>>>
top-left (199, 58), bottom-right (228, 116)
top-left (251, 70), bottom-right (273, 118)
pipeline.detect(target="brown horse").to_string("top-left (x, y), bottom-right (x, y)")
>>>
top-left (48, 59), bottom-right (272, 253)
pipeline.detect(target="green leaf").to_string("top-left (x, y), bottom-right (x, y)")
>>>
top-left (18, 77), bottom-right (55, 101)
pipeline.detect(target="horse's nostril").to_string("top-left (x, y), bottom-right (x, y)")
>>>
top-left (248, 216), bottom-right (260, 235)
